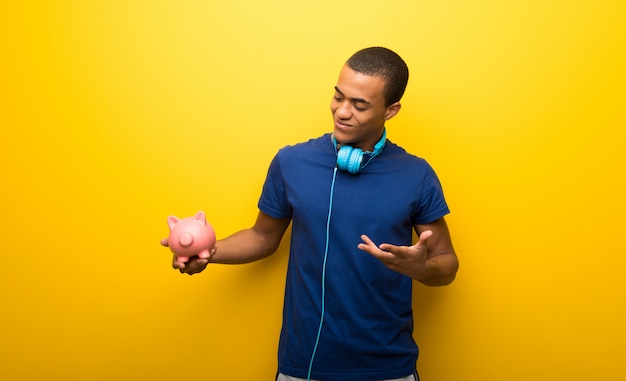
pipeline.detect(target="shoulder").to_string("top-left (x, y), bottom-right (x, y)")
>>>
top-left (278, 134), bottom-right (332, 154)
top-left (383, 140), bottom-right (432, 170)
top-left (274, 134), bottom-right (334, 164)
top-left (266, 134), bottom-right (335, 176)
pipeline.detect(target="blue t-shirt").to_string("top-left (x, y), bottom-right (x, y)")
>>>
top-left (258, 134), bottom-right (449, 380)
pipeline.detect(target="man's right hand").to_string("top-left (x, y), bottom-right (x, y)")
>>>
top-left (161, 238), bottom-right (213, 275)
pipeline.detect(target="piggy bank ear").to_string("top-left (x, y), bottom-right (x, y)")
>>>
top-left (193, 211), bottom-right (207, 224)
top-left (167, 216), bottom-right (180, 230)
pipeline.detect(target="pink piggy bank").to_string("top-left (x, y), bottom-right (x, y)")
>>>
top-left (167, 211), bottom-right (216, 263)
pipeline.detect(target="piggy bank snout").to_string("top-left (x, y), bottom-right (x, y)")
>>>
top-left (178, 232), bottom-right (194, 247)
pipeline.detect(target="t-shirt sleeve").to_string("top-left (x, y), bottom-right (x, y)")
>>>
top-left (412, 163), bottom-right (450, 225)
top-left (258, 153), bottom-right (292, 219)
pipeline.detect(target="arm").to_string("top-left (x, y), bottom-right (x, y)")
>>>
top-left (358, 217), bottom-right (459, 286)
top-left (211, 211), bottom-right (291, 264)
top-left (167, 211), bottom-right (291, 275)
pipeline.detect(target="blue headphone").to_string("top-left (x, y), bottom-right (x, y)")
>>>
top-left (333, 129), bottom-right (387, 174)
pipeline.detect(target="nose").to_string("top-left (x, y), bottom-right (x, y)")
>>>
top-left (334, 100), bottom-right (352, 119)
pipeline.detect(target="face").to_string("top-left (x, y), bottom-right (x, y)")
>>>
top-left (331, 65), bottom-right (401, 151)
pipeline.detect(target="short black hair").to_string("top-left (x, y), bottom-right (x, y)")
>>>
top-left (346, 47), bottom-right (409, 106)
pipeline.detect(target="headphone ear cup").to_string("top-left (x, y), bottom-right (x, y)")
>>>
top-left (336, 144), bottom-right (365, 174)
top-left (336, 145), bottom-right (353, 172)
top-left (346, 148), bottom-right (363, 174)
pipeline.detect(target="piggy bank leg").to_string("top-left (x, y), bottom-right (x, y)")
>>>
top-left (176, 256), bottom-right (190, 263)
top-left (197, 249), bottom-right (211, 259)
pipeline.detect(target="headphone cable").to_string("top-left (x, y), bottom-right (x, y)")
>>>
top-left (307, 166), bottom-right (338, 380)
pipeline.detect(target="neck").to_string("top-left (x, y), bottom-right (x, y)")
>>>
top-left (331, 129), bottom-right (387, 154)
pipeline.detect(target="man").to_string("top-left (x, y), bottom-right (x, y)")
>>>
top-left (163, 47), bottom-right (459, 381)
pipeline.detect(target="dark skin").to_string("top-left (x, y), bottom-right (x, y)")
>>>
top-left (162, 211), bottom-right (291, 275)
top-left (162, 66), bottom-right (459, 285)
top-left (162, 211), bottom-right (457, 286)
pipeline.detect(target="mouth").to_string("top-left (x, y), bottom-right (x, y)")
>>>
top-left (334, 120), bottom-right (352, 130)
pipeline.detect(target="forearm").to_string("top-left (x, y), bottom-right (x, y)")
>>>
top-left (414, 253), bottom-right (459, 286)
top-left (210, 212), bottom-right (290, 265)
top-left (210, 228), bottom-right (278, 264)
top-left (411, 219), bottom-right (459, 286)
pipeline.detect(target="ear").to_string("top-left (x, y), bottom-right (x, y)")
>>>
top-left (167, 216), bottom-right (180, 230)
top-left (384, 102), bottom-right (401, 121)
top-left (193, 211), bottom-right (207, 224)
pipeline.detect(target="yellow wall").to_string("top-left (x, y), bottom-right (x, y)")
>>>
top-left (1, 1), bottom-right (624, 380)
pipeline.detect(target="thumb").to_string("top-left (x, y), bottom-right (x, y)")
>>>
top-left (160, 238), bottom-right (169, 247)
top-left (415, 230), bottom-right (433, 248)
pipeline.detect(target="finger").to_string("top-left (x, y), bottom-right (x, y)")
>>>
top-left (191, 258), bottom-right (210, 268)
top-left (416, 230), bottom-right (433, 247)
top-left (378, 242), bottom-right (403, 255)
top-left (359, 234), bottom-right (378, 249)
top-left (358, 234), bottom-right (386, 255)
top-left (182, 258), bottom-right (209, 275)
top-left (359, 235), bottom-right (396, 261)
top-left (172, 256), bottom-right (185, 270)
top-left (160, 238), bottom-right (169, 247)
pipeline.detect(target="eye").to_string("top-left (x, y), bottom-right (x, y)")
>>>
top-left (353, 103), bottom-right (367, 112)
